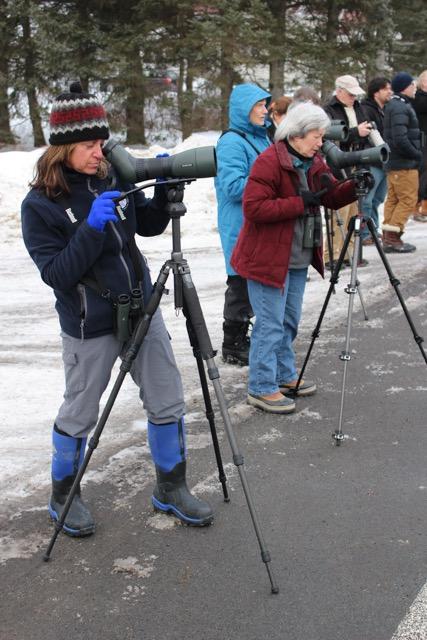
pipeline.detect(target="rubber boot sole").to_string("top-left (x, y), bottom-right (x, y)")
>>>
top-left (48, 504), bottom-right (95, 537)
top-left (151, 496), bottom-right (214, 527)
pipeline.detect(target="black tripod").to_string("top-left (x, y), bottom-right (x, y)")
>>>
top-left (295, 169), bottom-right (427, 445)
top-left (43, 180), bottom-right (279, 594)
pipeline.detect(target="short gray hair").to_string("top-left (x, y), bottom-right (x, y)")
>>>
top-left (274, 102), bottom-right (330, 142)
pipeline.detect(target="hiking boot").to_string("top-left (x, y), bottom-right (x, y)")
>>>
top-left (222, 320), bottom-right (250, 366)
top-left (343, 258), bottom-right (369, 267)
top-left (382, 230), bottom-right (416, 253)
top-left (247, 394), bottom-right (296, 414)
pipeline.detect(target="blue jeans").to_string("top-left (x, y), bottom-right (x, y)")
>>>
top-left (247, 268), bottom-right (308, 396)
top-left (360, 165), bottom-right (387, 239)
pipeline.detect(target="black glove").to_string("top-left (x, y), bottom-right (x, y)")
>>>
top-left (364, 171), bottom-right (375, 191)
top-left (300, 189), bottom-right (321, 208)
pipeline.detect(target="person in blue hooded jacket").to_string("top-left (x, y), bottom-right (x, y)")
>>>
top-left (21, 82), bottom-right (213, 537)
top-left (215, 83), bottom-right (271, 366)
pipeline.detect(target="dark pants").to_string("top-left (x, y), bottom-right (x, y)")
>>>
top-left (419, 145), bottom-right (427, 200)
top-left (223, 275), bottom-right (253, 322)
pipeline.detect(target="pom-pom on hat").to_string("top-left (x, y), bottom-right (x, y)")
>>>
top-left (49, 81), bottom-right (109, 146)
top-left (391, 72), bottom-right (414, 94)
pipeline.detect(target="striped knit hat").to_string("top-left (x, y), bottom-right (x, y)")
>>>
top-left (49, 81), bottom-right (109, 145)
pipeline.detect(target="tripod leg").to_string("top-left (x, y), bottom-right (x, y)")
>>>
top-left (366, 218), bottom-right (427, 364)
top-left (324, 208), bottom-right (335, 276)
top-left (293, 221), bottom-right (354, 395)
top-left (43, 263), bottom-right (172, 561)
top-left (335, 209), bottom-right (369, 321)
top-left (183, 305), bottom-right (229, 501)
top-left (333, 220), bottom-right (363, 446)
top-left (180, 269), bottom-right (279, 594)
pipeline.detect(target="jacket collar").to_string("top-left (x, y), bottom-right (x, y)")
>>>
top-left (392, 93), bottom-right (413, 105)
top-left (275, 140), bottom-right (325, 175)
top-left (328, 95), bottom-right (361, 109)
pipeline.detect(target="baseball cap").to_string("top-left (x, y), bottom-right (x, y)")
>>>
top-left (335, 75), bottom-right (365, 96)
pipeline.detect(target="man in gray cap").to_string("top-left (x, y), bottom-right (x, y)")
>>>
top-left (382, 72), bottom-right (420, 252)
top-left (323, 75), bottom-right (373, 267)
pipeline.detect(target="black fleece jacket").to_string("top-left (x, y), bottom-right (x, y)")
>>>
top-left (21, 167), bottom-right (170, 339)
top-left (323, 95), bottom-right (369, 151)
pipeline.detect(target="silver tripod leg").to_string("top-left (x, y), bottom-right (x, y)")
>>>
top-left (333, 209), bottom-right (369, 321)
top-left (333, 218), bottom-right (363, 445)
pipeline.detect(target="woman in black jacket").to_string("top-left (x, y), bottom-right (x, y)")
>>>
top-left (21, 83), bottom-right (213, 536)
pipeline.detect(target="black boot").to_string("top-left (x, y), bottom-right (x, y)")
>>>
top-left (222, 320), bottom-right (250, 366)
top-left (152, 461), bottom-right (214, 526)
top-left (49, 476), bottom-right (95, 537)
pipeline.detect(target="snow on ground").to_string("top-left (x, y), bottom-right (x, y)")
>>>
top-left (1, 132), bottom-right (426, 555)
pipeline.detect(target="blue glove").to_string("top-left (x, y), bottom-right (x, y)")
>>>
top-left (87, 191), bottom-right (121, 232)
top-left (156, 153), bottom-right (170, 183)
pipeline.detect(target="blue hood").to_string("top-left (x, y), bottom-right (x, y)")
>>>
top-left (229, 84), bottom-right (271, 136)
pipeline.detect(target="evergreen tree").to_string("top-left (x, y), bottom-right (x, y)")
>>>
top-left (389, 0), bottom-right (427, 75)
top-left (0, 0), bottom-right (16, 145)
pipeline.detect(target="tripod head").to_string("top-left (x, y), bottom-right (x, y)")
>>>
top-left (348, 169), bottom-right (375, 197)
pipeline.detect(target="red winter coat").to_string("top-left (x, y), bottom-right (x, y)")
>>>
top-left (230, 141), bottom-right (357, 288)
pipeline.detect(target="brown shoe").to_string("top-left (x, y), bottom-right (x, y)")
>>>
top-left (383, 230), bottom-right (416, 253)
top-left (362, 237), bottom-right (374, 246)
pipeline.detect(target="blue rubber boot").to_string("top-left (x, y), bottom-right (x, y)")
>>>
top-left (49, 425), bottom-right (95, 537)
top-left (148, 418), bottom-right (213, 526)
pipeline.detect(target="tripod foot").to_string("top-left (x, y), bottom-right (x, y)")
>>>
top-left (332, 430), bottom-right (345, 446)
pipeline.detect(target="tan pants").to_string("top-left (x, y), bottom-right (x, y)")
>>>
top-left (324, 201), bottom-right (358, 263)
top-left (383, 170), bottom-right (419, 232)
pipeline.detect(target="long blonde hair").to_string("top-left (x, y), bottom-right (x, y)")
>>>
top-left (30, 143), bottom-right (109, 200)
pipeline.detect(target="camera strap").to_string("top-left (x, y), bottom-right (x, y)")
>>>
top-left (220, 128), bottom-right (269, 155)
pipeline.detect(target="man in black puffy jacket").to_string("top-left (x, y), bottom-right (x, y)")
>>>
top-left (382, 72), bottom-right (421, 252)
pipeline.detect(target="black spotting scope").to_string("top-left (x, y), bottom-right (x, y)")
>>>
top-left (323, 119), bottom-right (349, 142)
top-left (103, 139), bottom-right (217, 183)
top-left (321, 139), bottom-right (389, 169)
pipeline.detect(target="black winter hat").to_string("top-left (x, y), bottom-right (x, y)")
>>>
top-left (49, 81), bottom-right (110, 146)
top-left (391, 72), bottom-right (414, 95)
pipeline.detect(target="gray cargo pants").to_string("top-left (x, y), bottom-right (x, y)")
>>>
top-left (55, 308), bottom-right (185, 438)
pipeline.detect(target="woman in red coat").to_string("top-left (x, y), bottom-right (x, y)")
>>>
top-left (231, 102), bottom-right (357, 414)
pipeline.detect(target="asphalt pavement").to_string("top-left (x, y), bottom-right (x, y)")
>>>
top-left (1, 266), bottom-right (426, 640)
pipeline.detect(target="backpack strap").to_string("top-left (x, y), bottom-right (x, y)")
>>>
top-left (220, 128), bottom-right (269, 155)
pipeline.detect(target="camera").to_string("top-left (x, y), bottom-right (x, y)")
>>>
top-left (103, 139), bottom-right (217, 183)
top-left (367, 122), bottom-right (387, 147)
top-left (321, 139), bottom-right (389, 171)
top-left (323, 119), bottom-right (349, 142)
